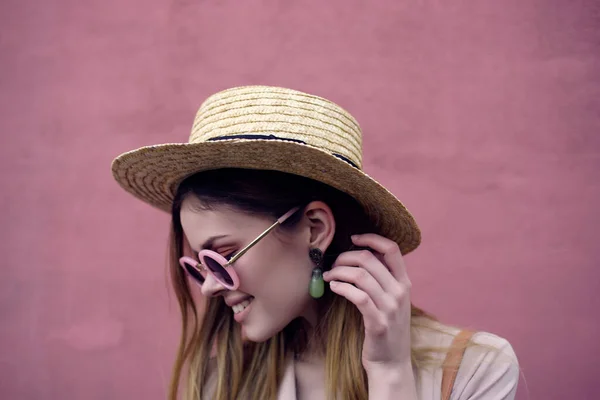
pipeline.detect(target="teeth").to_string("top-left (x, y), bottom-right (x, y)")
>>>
top-left (232, 298), bottom-right (253, 314)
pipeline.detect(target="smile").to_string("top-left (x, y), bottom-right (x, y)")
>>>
top-left (232, 297), bottom-right (254, 314)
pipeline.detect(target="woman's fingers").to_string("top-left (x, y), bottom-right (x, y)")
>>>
top-left (348, 234), bottom-right (411, 287)
top-left (324, 266), bottom-right (391, 310)
top-left (327, 281), bottom-right (387, 333)
top-left (331, 249), bottom-right (395, 292)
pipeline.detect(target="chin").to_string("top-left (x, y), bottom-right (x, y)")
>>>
top-left (242, 319), bottom-right (290, 343)
top-left (242, 326), bottom-right (275, 343)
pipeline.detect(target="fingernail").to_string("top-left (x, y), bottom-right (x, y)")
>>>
top-left (322, 271), bottom-right (329, 278)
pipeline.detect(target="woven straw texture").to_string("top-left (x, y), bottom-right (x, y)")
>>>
top-left (111, 86), bottom-right (421, 254)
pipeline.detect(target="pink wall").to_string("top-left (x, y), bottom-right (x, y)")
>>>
top-left (2, 1), bottom-right (599, 398)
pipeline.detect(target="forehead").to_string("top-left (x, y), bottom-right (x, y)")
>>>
top-left (179, 198), bottom-right (268, 249)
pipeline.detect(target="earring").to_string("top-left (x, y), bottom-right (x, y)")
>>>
top-left (308, 248), bottom-right (324, 299)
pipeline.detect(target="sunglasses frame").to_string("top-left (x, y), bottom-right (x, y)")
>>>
top-left (179, 206), bottom-right (300, 290)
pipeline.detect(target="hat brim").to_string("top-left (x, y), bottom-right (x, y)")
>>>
top-left (111, 138), bottom-right (421, 254)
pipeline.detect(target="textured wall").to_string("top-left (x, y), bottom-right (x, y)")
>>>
top-left (1, 1), bottom-right (599, 399)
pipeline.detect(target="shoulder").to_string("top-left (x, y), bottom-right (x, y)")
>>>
top-left (454, 331), bottom-right (519, 400)
top-left (412, 319), bottom-right (520, 400)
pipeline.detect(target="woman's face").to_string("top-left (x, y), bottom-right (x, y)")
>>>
top-left (180, 198), bottom-right (332, 342)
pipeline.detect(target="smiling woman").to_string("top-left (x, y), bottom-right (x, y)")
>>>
top-left (111, 86), bottom-right (519, 400)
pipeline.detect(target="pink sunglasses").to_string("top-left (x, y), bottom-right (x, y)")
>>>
top-left (179, 206), bottom-right (300, 290)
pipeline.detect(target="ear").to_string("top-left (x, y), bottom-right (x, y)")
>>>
top-left (303, 201), bottom-right (336, 252)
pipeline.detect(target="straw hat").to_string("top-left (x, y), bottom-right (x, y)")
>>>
top-left (111, 86), bottom-right (421, 254)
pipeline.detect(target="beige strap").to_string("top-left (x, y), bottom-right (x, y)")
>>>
top-left (441, 330), bottom-right (475, 400)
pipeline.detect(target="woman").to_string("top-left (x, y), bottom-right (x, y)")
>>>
top-left (112, 86), bottom-right (519, 400)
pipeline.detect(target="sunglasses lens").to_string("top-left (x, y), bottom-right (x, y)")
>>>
top-left (203, 256), bottom-right (234, 286)
top-left (181, 259), bottom-right (205, 285)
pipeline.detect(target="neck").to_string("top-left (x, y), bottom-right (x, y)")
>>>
top-left (292, 298), bottom-right (327, 362)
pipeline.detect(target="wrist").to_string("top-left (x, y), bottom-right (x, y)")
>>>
top-left (366, 362), bottom-right (418, 400)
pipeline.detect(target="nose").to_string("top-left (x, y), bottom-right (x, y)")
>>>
top-left (200, 272), bottom-right (227, 297)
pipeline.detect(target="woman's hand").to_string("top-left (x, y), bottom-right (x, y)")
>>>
top-left (323, 233), bottom-right (413, 371)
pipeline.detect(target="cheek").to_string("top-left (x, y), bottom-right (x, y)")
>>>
top-left (239, 239), bottom-right (307, 279)
top-left (261, 254), bottom-right (313, 308)
top-left (238, 247), bottom-right (311, 298)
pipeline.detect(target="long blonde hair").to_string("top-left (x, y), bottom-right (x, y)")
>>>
top-left (167, 169), bottom-right (456, 400)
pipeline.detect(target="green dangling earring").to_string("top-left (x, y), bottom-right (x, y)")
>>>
top-left (308, 248), bottom-right (325, 299)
